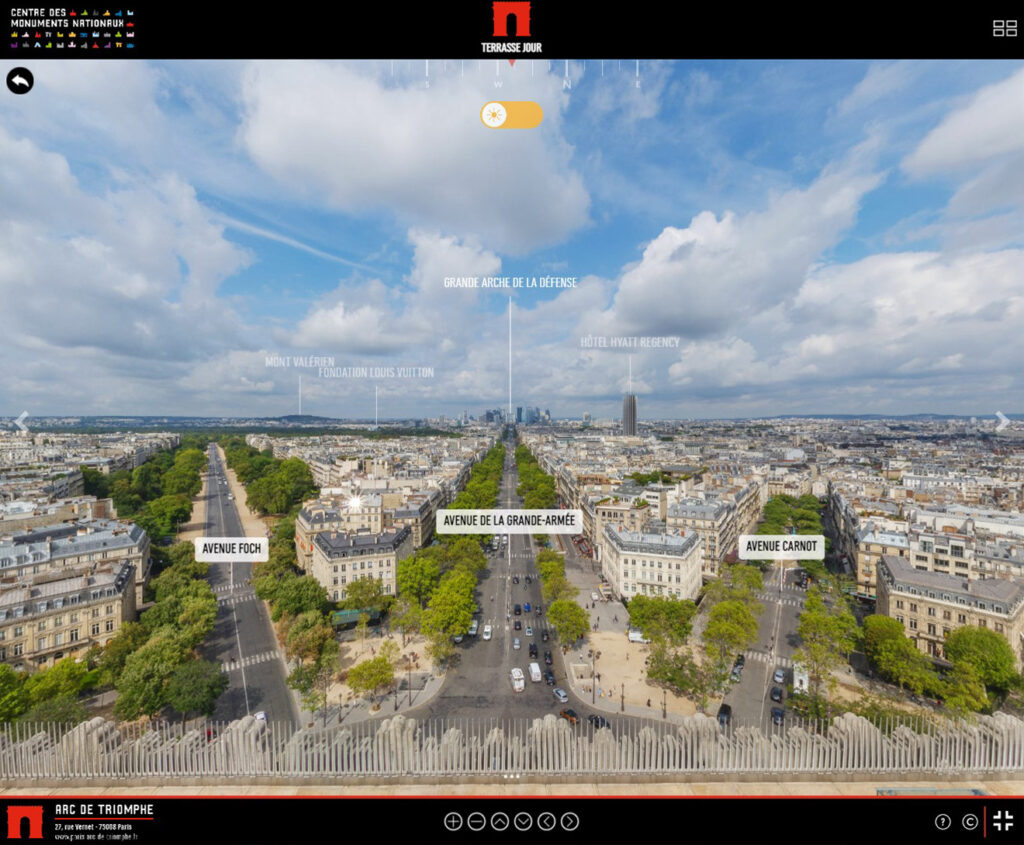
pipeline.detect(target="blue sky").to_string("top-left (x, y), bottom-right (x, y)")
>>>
top-left (1, 59), bottom-right (1022, 419)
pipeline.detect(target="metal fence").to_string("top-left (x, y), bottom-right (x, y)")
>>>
top-left (1, 712), bottom-right (1022, 780)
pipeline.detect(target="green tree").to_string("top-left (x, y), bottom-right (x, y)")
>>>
top-left (284, 611), bottom-right (336, 663)
top-left (793, 589), bottom-right (858, 715)
top-left (347, 656), bottom-right (395, 707)
top-left (97, 622), bottom-right (150, 686)
top-left (396, 550), bottom-right (442, 608)
top-left (863, 615), bottom-right (906, 664)
top-left (424, 630), bottom-right (455, 669)
top-left (942, 661), bottom-right (989, 718)
top-left (18, 688), bottom-right (86, 721)
top-left (391, 597), bottom-right (422, 647)
top-left (271, 573), bottom-right (330, 621)
top-left (444, 537), bottom-right (488, 575)
top-left (648, 643), bottom-right (729, 713)
top-left (18, 693), bottom-right (87, 725)
top-left (875, 636), bottom-right (938, 695)
top-left (136, 493), bottom-right (192, 538)
top-left (944, 627), bottom-right (1020, 692)
top-left (703, 600), bottom-right (759, 669)
top-left (131, 461), bottom-right (164, 500)
top-left (541, 573), bottom-right (579, 604)
top-left (342, 575), bottom-right (387, 613)
top-left (627, 595), bottom-right (697, 646)
top-left (113, 631), bottom-right (190, 720)
top-left (0, 664), bottom-right (29, 722)
top-left (23, 657), bottom-right (92, 705)
top-left (547, 599), bottom-right (590, 644)
top-left (421, 570), bottom-right (476, 639)
top-left (165, 659), bottom-right (228, 721)
top-left (287, 637), bottom-right (339, 724)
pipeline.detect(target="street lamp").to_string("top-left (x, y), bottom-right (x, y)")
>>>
top-left (592, 652), bottom-right (596, 704)
top-left (662, 688), bottom-right (666, 720)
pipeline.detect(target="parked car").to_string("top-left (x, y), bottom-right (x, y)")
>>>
top-left (771, 707), bottom-right (785, 726)
top-left (559, 709), bottom-right (579, 725)
top-left (482, 624), bottom-right (492, 640)
top-left (468, 619), bottom-right (479, 636)
top-left (541, 629), bottom-right (549, 642)
top-left (529, 643), bottom-right (538, 658)
top-left (716, 704), bottom-right (731, 727)
top-left (733, 654), bottom-right (745, 669)
top-left (525, 625), bottom-right (533, 637)
top-left (591, 591), bottom-right (600, 602)
top-left (514, 604), bottom-right (521, 616)
top-left (510, 667), bottom-right (525, 693)
top-left (514, 619), bottom-right (522, 631)
top-left (544, 650), bottom-right (553, 665)
top-left (586, 714), bottom-right (610, 729)
top-left (524, 602), bottom-right (531, 613)
top-left (553, 688), bottom-right (569, 703)
top-left (535, 605), bottom-right (542, 616)
top-left (453, 633), bottom-right (464, 643)
top-left (770, 686), bottom-right (784, 703)
top-left (513, 637), bottom-right (521, 650)
top-left (773, 668), bottom-right (786, 685)
top-left (543, 669), bottom-right (555, 685)
top-left (254, 711), bottom-right (267, 722)
top-left (730, 666), bottom-right (742, 682)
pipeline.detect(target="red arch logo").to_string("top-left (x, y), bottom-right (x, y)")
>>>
top-left (6, 806), bottom-right (43, 840)
top-left (492, 1), bottom-right (531, 37)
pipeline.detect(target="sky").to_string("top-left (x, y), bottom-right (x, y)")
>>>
top-left (1, 58), bottom-right (1023, 420)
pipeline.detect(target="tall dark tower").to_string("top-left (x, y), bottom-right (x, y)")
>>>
top-left (622, 393), bottom-right (637, 436)
top-left (622, 356), bottom-right (637, 435)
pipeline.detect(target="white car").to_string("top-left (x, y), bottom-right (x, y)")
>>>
top-left (513, 637), bottom-right (521, 650)
top-left (482, 624), bottom-right (492, 640)
top-left (510, 667), bottom-right (525, 693)
top-left (591, 591), bottom-right (600, 602)
top-left (253, 711), bottom-right (267, 722)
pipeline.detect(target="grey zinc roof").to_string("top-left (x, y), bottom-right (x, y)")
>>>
top-left (879, 554), bottom-right (1024, 605)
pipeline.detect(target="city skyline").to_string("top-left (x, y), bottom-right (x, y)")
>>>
top-left (1, 60), bottom-right (1023, 418)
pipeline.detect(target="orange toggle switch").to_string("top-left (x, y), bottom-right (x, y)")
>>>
top-left (480, 101), bottom-right (543, 129)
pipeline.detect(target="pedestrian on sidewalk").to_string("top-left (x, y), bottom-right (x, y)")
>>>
top-left (647, 699), bottom-right (651, 708)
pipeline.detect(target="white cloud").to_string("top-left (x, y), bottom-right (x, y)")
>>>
top-left (577, 141), bottom-right (883, 339)
top-left (239, 62), bottom-right (590, 254)
top-left (837, 62), bottom-right (919, 116)
top-left (903, 68), bottom-right (1024, 176)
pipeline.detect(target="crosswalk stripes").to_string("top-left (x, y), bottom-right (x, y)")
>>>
top-left (742, 650), bottom-right (794, 669)
top-left (217, 590), bottom-right (257, 607)
top-left (222, 649), bottom-right (283, 673)
top-left (754, 592), bottom-right (805, 610)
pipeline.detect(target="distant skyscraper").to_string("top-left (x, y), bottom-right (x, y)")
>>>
top-left (622, 355), bottom-right (637, 435)
top-left (622, 393), bottom-right (637, 435)
top-left (516, 406), bottom-right (523, 423)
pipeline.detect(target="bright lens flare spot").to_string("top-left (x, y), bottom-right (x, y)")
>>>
top-left (347, 495), bottom-right (363, 512)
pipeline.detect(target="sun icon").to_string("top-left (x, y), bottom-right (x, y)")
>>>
top-left (481, 101), bottom-right (508, 128)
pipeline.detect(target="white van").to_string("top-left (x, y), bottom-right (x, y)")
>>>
top-left (510, 667), bottom-right (525, 692)
top-left (627, 628), bottom-right (651, 644)
top-left (528, 662), bottom-right (542, 683)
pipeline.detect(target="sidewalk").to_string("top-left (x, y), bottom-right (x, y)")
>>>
top-left (217, 443), bottom-right (273, 539)
top-left (556, 536), bottom-right (701, 721)
top-left (327, 671), bottom-right (447, 726)
top-left (176, 465), bottom-right (209, 543)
